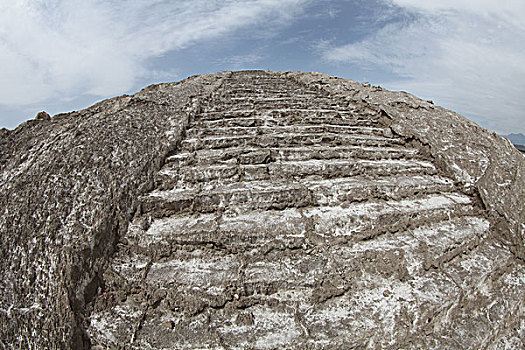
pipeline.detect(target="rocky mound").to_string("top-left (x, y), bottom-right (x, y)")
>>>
top-left (0, 71), bottom-right (523, 349)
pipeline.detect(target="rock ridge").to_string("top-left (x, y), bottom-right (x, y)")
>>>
top-left (0, 70), bottom-right (523, 349)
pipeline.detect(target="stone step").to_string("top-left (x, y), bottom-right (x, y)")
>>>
top-left (97, 212), bottom-right (490, 349)
top-left (140, 173), bottom-right (450, 218)
top-left (272, 145), bottom-right (420, 162)
top-left (306, 175), bottom-right (454, 205)
top-left (193, 112), bottom-right (380, 128)
top-left (155, 158), bottom-right (436, 190)
top-left (224, 74), bottom-right (286, 80)
top-left (216, 90), bottom-right (322, 97)
top-left (336, 214), bottom-right (489, 272)
top-left (180, 133), bottom-right (403, 152)
top-left (203, 95), bottom-right (350, 108)
top-left (195, 107), bottom-right (372, 120)
top-left (299, 192), bottom-right (477, 240)
top-left (411, 216), bottom-right (490, 271)
top-left (139, 182), bottom-right (310, 218)
top-left (217, 83), bottom-right (308, 94)
top-left (185, 125), bottom-right (393, 139)
top-left (165, 145), bottom-right (421, 168)
top-left (218, 90), bottom-right (320, 98)
top-left (121, 212), bottom-right (487, 293)
top-left (266, 159), bottom-right (436, 179)
top-left (222, 76), bottom-right (303, 87)
top-left (129, 192), bottom-right (478, 254)
top-left (200, 101), bottom-right (350, 113)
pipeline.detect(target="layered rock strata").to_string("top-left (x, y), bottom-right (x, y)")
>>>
top-left (0, 71), bottom-right (523, 349)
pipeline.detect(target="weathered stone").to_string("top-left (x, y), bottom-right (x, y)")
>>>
top-left (1, 70), bottom-right (523, 349)
top-left (35, 111), bottom-right (51, 120)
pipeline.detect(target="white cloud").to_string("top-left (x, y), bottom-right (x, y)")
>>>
top-left (0, 0), bottom-right (309, 107)
top-left (322, 0), bottom-right (525, 134)
top-left (393, 0), bottom-right (525, 29)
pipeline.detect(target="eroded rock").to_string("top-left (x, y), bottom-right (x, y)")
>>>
top-left (1, 71), bottom-right (523, 349)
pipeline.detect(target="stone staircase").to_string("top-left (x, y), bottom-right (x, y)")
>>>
top-left (87, 72), bottom-right (520, 349)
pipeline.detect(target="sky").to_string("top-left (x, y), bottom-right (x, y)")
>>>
top-left (0, 0), bottom-right (524, 135)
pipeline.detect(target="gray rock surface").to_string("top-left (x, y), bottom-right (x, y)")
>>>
top-left (1, 71), bottom-right (523, 349)
top-left (0, 73), bottom-right (226, 348)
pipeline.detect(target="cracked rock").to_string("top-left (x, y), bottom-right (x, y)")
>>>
top-left (1, 70), bottom-right (523, 349)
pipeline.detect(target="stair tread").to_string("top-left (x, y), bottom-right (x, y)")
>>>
top-left (139, 174), bottom-right (455, 217)
top-left (156, 158), bottom-right (437, 186)
top-left (193, 115), bottom-right (379, 128)
top-left (148, 174), bottom-right (452, 199)
top-left (198, 108), bottom-right (361, 117)
top-left (166, 145), bottom-right (421, 167)
top-left (186, 125), bottom-right (392, 138)
top-left (133, 192), bottom-right (475, 246)
top-left (180, 133), bottom-right (404, 151)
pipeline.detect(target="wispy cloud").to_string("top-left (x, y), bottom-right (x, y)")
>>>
top-left (0, 0), bottom-right (309, 107)
top-left (322, 0), bottom-right (525, 133)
